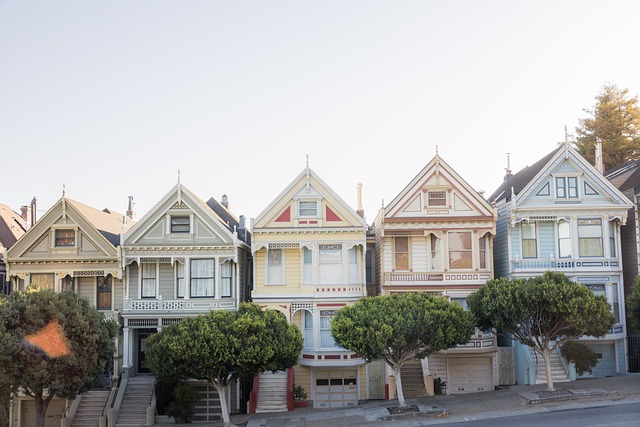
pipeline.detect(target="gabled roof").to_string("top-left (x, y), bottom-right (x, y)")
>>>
top-left (488, 146), bottom-right (562, 203)
top-left (0, 204), bottom-right (26, 250)
top-left (66, 199), bottom-right (131, 246)
top-left (605, 160), bottom-right (640, 193)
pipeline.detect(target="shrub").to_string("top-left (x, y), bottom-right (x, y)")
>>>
top-left (561, 341), bottom-right (599, 375)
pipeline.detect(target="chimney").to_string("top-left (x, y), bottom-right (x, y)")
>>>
top-left (356, 183), bottom-right (364, 218)
top-left (20, 205), bottom-right (31, 229)
top-left (503, 153), bottom-right (513, 182)
top-left (30, 197), bottom-right (37, 226)
top-left (595, 140), bottom-right (604, 174)
top-left (221, 194), bottom-right (229, 210)
top-left (126, 196), bottom-right (136, 220)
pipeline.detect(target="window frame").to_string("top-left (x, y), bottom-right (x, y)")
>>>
top-left (190, 258), bottom-right (215, 298)
top-left (298, 200), bottom-right (319, 217)
top-left (394, 237), bottom-right (410, 271)
top-left (521, 222), bottom-right (537, 259)
top-left (320, 310), bottom-right (339, 349)
top-left (430, 234), bottom-right (441, 271)
top-left (96, 275), bottom-right (112, 310)
top-left (267, 249), bottom-right (284, 285)
top-left (448, 231), bottom-right (473, 270)
top-left (348, 246), bottom-right (359, 283)
top-left (479, 235), bottom-right (487, 269)
top-left (54, 229), bottom-right (75, 247)
top-left (302, 246), bottom-right (313, 285)
top-left (220, 260), bottom-right (233, 298)
top-left (170, 216), bottom-right (190, 233)
top-left (176, 262), bottom-right (185, 298)
top-left (318, 244), bottom-right (343, 284)
top-left (427, 190), bottom-right (447, 207)
top-left (558, 221), bottom-right (571, 258)
top-left (141, 263), bottom-right (157, 298)
top-left (30, 273), bottom-right (55, 290)
top-left (578, 218), bottom-right (603, 257)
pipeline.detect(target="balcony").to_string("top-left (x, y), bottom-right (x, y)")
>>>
top-left (443, 332), bottom-right (497, 354)
top-left (299, 348), bottom-right (364, 367)
top-left (511, 257), bottom-right (620, 273)
top-left (384, 271), bottom-right (491, 287)
top-left (123, 297), bottom-right (237, 314)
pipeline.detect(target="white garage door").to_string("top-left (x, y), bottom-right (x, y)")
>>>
top-left (315, 369), bottom-right (358, 408)
top-left (588, 343), bottom-right (615, 377)
top-left (448, 357), bottom-right (492, 394)
top-left (20, 398), bottom-right (67, 427)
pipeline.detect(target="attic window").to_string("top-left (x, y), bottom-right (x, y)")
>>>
top-left (427, 191), bottom-right (447, 207)
top-left (171, 216), bottom-right (190, 233)
top-left (298, 201), bottom-right (318, 217)
top-left (55, 229), bottom-right (75, 247)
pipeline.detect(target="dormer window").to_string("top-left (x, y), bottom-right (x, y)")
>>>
top-left (298, 200), bottom-right (318, 217)
top-left (55, 229), bottom-right (75, 247)
top-left (171, 216), bottom-right (190, 233)
top-left (556, 177), bottom-right (579, 199)
top-left (427, 190), bottom-right (447, 207)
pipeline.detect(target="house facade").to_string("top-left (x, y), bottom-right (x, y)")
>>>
top-left (251, 165), bottom-right (369, 409)
top-left (374, 154), bottom-right (499, 396)
top-left (0, 203), bottom-right (27, 294)
top-left (120, 183), bottom-right (251, 421)
top-left (5, 196), bottom-right (132, 427)
top-left (490, 143), bottom-right (633, 381)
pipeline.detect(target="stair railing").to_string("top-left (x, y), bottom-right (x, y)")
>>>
top-left (107, 368), bottom-right (130, 427)
top-left (146, 379), bottom-right (157, 426)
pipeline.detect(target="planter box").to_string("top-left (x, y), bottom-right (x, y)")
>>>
top-left (294, 400), bottom-right (309, 408)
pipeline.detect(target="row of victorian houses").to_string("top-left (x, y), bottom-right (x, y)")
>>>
top-left (1, 141), bottom-right (639, 426)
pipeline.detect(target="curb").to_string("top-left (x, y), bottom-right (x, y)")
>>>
top-left (518, 388), bottom-right (622, 405)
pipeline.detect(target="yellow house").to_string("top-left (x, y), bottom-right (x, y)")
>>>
top-left (251, 165), bottom-right (368, 410)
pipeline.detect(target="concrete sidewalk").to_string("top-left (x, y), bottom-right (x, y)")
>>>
top-left (232, 375), bottom-right (640, 427)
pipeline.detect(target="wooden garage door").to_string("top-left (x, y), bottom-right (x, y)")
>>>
top-left (315, 369), bottom-right (357, 409)
top-left (588, 343), bottom-right (615, 377)
top-left (448, 358), bottom-right (492, 394)
top-left (20, 398), bottom-right (66, 427)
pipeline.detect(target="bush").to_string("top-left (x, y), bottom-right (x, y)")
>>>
top-left (166, 382), bottom-right (200, 424)
top-left (294, 385), bottom-right (308, 401)
top-left (433, 377), bottom-right (447, 395)
top-left (561, 341), bottom-right (599, 375)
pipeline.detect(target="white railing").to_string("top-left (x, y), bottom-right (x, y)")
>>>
top-left (123, 298), bottom-right (237, 312)
top-left (512, 257), bottom-right (620, 271)
top-left (385, 272), bottom-right (492, 283)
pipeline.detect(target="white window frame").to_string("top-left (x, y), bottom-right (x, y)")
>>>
top-left (521, 222), bottom-right (537, 259)
top-left (348, 246), bottom-right (359, 284)
top-left (393, 237), bottom-right (410, 271)
top-left (297, 200), bottom-right (319, 217)
top-left (426, 190), bottom-right (447, 207)
top-left (558, 221), bottom-right (571, 258)
top-left (429, 234), bottom-right (441, 271)
top-left (141, 262), bottom-right (157, 298)
top-left (220, 260), bottom-right (233, 298)
top-left (578, 218), bottom-right (603, 257)
top-left (267, 249), bottom-right (284, 285)
top-left (320, 310), bottom-right (339, 349)
top-left (318, 244), bottom-right (343, 284)
top-left (302, 246), bottom-right (313, 285)
top-left (96, 275), bottom-right (112, 311)
top-left (176, 261), bottom-right (185, 298)
top-left (448, 231), bottom-right (473, 270)
top-left (190, 258), bottom-right (215, 298)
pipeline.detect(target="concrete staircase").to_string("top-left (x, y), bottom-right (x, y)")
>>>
top-left (72, 389), bottom-right (110, 427)
top-left (255, 371), bottom-right (288, 413)
top-left (401, 360), bottom-right (427, 398)
top-left (534, 350), bottom-right (571, 384)
top-left (115, 375), bottom-right (155, 427)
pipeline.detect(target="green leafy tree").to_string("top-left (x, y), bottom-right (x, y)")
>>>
top-left (571, 83), bottom-right (640, 168)
top-left (626, 276), bottom-right (640, 333)
top-left (560, 341), bottom-right (598, 375)
top-left (468, 272), bottom-right (615, 391)
top-left (145, 302), bottom-right (303, 425)
top-left (0, 289), bottom-right (117, 427)
top-left (330, 293), bottom-right (474, 407)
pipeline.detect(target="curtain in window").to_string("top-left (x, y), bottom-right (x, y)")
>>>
top-left (521, 223), bottom-right (537, 258)
top-left (448, 232), bottom-right (472, 269)
top-left (578, 220), bottom-right (603, 257)
top-left (176, 262), bottom-right (185, 298)
top-left (479, 236), bottom-right (487, 269)
top-left (303, 310), bottom-right (313, 348)
top-left (430, 235), bottom-right (441, 270)
top-left (191, 259), bottom-right (214, 297)
top-left (221, 261), bottom-right (232, 297)
top-left (267, 249), bottom-right (282, 284)
top-left (394, 237), bottom-right (409, 270)
top-left (31, 273), bottom-right (54, 290)
top-left (319, 248), bottom-right (342, 284)
top-left (142, 263), bottom-right (156, 297)
top-left (320, 316), bottom-right (336, 348)
top-left (302, 247), bottom-right (312, 284)
top-left (97, 275), bottom-right (112, 310)
top-left (349, 246), bottom-right (359, 283)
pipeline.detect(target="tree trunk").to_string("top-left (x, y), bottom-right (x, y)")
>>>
top-left (542, 349), bottom-right (555, 392)
top-left (213, 382), bottom-right (231, 425)
top-left (33, 389), bottom-right (51, 427)
top-left (394, 365), bottom-right (407, 407)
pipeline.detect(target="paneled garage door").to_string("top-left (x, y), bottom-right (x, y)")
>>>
top-left (20, 398), bottom-right (66, 427)
top-left (588, 343), bottom-right (615, 377)
top-left (315, 369), bottom-right (358, 408)
top-left (448, 358), bottom-right (492, 394)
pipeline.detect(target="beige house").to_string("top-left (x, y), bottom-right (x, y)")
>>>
top-left (251, 165), bottom-right (369, 410)
top-left (374, 154), bottom-right (499, 396)
top-left (6, 195), bottom-right (133, 427)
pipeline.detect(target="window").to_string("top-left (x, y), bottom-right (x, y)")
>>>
top-left (141, 263), bottom-right (156, 298)
top-left (302, 247), bottom-right (312, 284)
top-left (448, 232), bottom-right (472, 269)
top-left (568, 177), bottom-right (579, 198)
top-left (319, 244), bottom-right (342, 284)
top-left (320, 310), bottom-right (338, 348)
top-left (558, 221), bottom-right (571, 258)
top-left (302, 310), bottom-right (313, 348)
top-left (394, 237), bottom-right (409, 271)
top-left (267, 249), bottom-right (283, 284)
top-left (349, 246), bottom-right (359, 283)
top-left (299, 201), bottom-right (318, 217)
top-left (190, 259), bottom-right (214, 297)
top-left (427, 190), bottom-right (447, 207)
top-left (611, 283), bottom-right (620, 323)
top-left (556, 177), bottom-right (566, 198)
top-left (578, 219), bottom-right (603, 257)
top-left (479, 236), bottom-right (487, 269)
top-left (171, 216), bottom-right (190, 233)
top-left (55, 229), bottom-right (75, 247)
top-left (97, 275), bottom-right (112, 310)
top-left (430, 235), bottom-right (441, 270)
top-left (176, 262), bottom-right (185, 298)
top-left (221, 260), bottom-right (233, 298)
top-left (451, 298), bottom-right (468, 310)
top-left (30, 273), bottom-right (54, 290)
top-left (556, 177), bottom-right (579, 199)
top-left (521, 222), bottom-right (537, 258)
top-left (609, 221), bottom-right (616, 257)
top-left (61, 275), bottom-right (75, 292)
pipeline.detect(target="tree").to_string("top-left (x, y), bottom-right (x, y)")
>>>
top-left (0, 289), bottom-right (117, 427)
top-left (330, 293), bottom-right (474, 407)
top-left (145, 302), bottom-right (303, 425)
top-left (571, 83), bottom-right (640, 168)
top-left (626, 276), bottom-right (640, 332)
top-left (467, 271), bottom-right (615, 392)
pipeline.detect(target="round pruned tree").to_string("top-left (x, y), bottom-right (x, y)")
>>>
top-left (330, 292), bottom-right (474, 407)
top-left (626, 275), bottom-right (640, 333)
top-left (467, 271), bottom-right (615, 392)
top-left (145, 302), bottom-right (303, 425)
top-left (0, 289), bottom-right (117, 427)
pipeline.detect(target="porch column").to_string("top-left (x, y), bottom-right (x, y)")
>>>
top-left (122, 327), bottom-right (131, 368)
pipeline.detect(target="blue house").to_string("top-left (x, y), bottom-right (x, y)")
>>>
top-left (489, 143), bottom-right (632, 384)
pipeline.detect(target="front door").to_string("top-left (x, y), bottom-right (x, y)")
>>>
top-left (137, 332), bottom-right (151, 373)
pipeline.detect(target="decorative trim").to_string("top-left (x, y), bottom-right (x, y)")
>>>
top-left (269, 243), bottom-right (300, 249)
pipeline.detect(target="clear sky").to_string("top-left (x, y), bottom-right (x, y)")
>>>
top-left (1, 1), bottom-right (639, 225)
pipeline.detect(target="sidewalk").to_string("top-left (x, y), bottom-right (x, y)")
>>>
top-left (231, 375), bottom-right (640, 427)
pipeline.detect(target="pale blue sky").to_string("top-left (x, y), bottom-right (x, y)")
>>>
top-left (1, 1), bottom-right (639, 224)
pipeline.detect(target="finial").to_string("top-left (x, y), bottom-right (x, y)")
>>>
top-left (564, 125), bottom-right (569, 145)
top-left (436, 145), bottom-right (439, 156)
top-left (306, 154), bottom-right (309, 168)
top-left (177, 169), bottom-right (181, 184)
top-left (62, 184), bottom-right (66, 197)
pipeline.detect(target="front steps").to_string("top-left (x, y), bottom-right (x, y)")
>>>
top-left (255, 371), bottom-right (288, 413)
top-left (72, 389), bottom-right (110, 427)
top-left (401, 360), bottom-right (427, 398)
top-left (534, 350), bottom-right (571, 384)
top-left (115, 375), bottom-right (155, 427)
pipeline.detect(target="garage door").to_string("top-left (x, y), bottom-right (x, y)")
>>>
top-left (587, 343), bottom-right (615, 377)
top-left (315, 369), bottom-right (357, 408)
top-left (448, 358), bottom-right (492, 394)
top-left (20, 398), bottom-right (67, 427)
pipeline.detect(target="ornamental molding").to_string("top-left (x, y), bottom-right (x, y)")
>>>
top-left (124, 248), bottom-right (236, 256)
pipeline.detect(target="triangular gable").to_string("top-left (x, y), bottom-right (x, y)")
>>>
top-left (515, 144), bottom-right (632, 210)
top-left (8, 197), bottom-right (122, 261)
top-left (124, 183), bottom-right (236, 246)
top-left (385, 155), bottom-right (496, 220)
top-left (254, 166), bottom-right (367, 230)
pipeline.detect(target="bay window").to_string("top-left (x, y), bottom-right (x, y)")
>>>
top-left (190, 259), bottom-right (214, 297)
